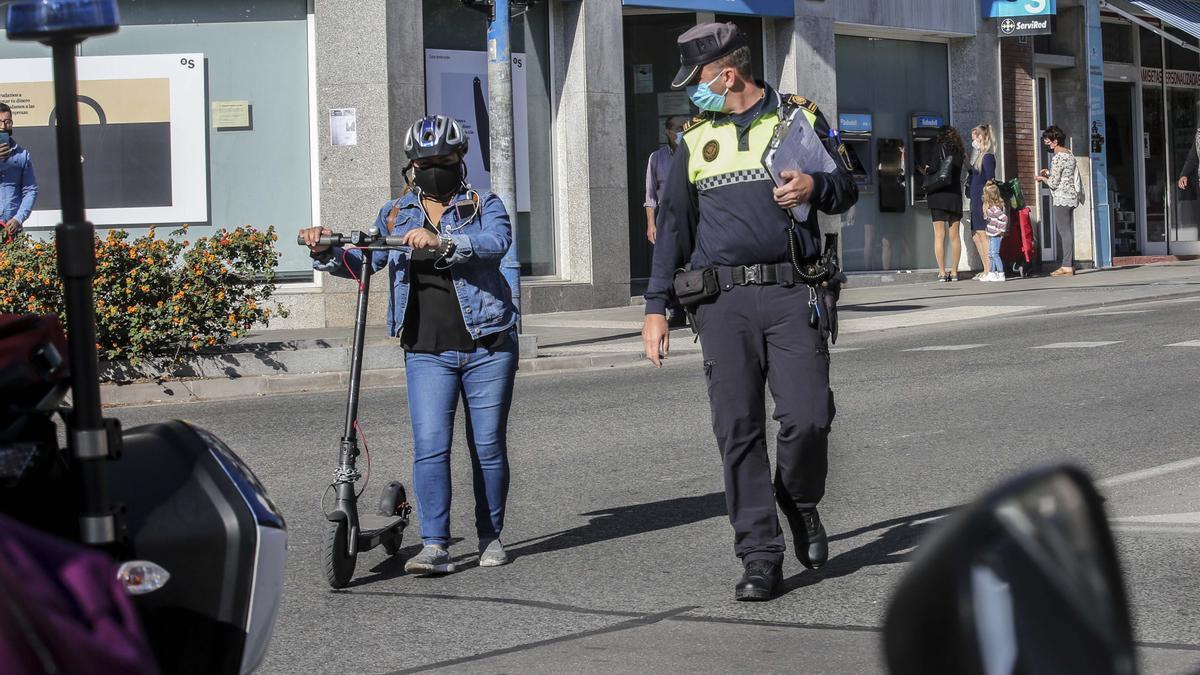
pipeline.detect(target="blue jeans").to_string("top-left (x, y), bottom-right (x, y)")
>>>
top-left (988, 236), bottom-right (1003, 274)
top-left (404, 331), bottom-right (517, 547)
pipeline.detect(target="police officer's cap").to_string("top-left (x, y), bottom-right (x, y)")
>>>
top-left (671, 22), bottom-right (748, 90)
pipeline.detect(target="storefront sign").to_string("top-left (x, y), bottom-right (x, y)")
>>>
top-left (1141, 67), bottom-right (1200, 88)
top-left (983, 0), bottom-right (1056, 18)
top-left (620, 1), bottom-right (794, 17)
top-left (838, 113), bottom-right (873, 134)
top-left (998, 16), bottom-right (1053, 37)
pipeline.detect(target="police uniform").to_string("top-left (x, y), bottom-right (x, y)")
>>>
top-left (645, 23), bottom-right (858, 599)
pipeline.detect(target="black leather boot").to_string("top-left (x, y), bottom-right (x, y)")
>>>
top-left (787, 507), bottom-right (828, 570)
top-left (735, 560), bottom-right (781, 601)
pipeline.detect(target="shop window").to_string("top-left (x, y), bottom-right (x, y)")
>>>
top-left (1140, 27), bottom-right (1163, 69)
top-left (1102, 22), bottom-right (1134, 63)
top-left (0, 0), bottom-right (316, 276)
top-left (834, 36), bottom-right (951, 273)
top-left (423, 0), bottom-right (556, 277)
top-left (1165, 27), bottom-right (1200, 72)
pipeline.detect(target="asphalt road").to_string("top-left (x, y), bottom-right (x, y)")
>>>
top-left (112, 296), bottom-right (1200, 674)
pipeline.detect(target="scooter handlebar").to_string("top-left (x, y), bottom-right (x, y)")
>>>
top-left (295, 232), bottom-right (408, 248)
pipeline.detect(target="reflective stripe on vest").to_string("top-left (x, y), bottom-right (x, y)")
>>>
top-left (684, 107), bottom-right (819, 192)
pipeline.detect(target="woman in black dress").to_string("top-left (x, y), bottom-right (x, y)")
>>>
top-left (924, 125), bottom-right (966, 282)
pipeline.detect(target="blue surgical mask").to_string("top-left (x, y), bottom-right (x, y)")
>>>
top-left (675, 131), bottom-right (683, 144)
top-left (687, 70), bottom-right (729, 113)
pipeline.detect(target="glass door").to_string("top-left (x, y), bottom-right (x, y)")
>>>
top-left (1104, 81), bottom-right (1141, 257)
top-left (1169, 87), bottom-right (1200, 252)
top-left (1142, 84), bottom-right (1168, 254)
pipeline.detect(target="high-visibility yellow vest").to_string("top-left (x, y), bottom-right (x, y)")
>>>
top-left (682, 97), bottom-right (823, 193)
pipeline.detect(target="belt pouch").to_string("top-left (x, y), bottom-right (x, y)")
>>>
top-left (672, 267), bottom-right (719, 307)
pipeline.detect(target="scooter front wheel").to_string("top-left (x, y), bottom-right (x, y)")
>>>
top-left (324, 519), bottom-right (357, 588)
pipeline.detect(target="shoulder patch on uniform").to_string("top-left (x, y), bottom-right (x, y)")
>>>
top-left (789, 95), bottom-right (819, 114)
top-left (702, 140), bottom-right (720, 162)
top-left (682, 116), bottom-right (706, 134)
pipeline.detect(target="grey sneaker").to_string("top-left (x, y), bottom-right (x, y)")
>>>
top-left (478, 539), bottom-right (509, 567)
top-left (404, 545), bottom-right (456, 575)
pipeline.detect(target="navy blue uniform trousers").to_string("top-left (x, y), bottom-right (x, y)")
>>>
top-left (694, 283), bottom-right (835, 565)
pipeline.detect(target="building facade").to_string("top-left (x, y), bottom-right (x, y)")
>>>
top-left (13, 1), bottom-right (1194, 327)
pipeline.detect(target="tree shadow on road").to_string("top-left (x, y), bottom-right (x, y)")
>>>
top-left (779, 506), bottom-right (958, 598)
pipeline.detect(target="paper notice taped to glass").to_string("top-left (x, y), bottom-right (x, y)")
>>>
top-left (762, 107), bottom-right (837, 222)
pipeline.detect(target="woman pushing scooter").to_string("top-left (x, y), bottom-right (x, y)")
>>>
top-left (300, 114), bottom-right (519, 576)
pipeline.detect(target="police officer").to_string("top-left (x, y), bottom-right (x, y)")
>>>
top-left (641, 23), bottom-right (857, 601)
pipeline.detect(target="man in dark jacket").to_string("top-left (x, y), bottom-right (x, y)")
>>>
top-left (641, 22), bottom-right (857, 601)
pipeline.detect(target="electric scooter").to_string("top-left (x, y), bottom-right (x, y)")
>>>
top-left (298, 228), bottom-right (413, 588)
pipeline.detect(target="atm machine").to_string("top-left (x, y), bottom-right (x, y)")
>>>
top-left (837, 112), bottom-right (872, 190)
top-left (909, 114), bottom-right (944, 208)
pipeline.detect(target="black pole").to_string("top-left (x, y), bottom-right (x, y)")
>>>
top-left (51, 40), bottom-right (113, 546)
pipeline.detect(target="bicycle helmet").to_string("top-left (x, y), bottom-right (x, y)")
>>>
top-left (404, 114), bottom-right (469, 160)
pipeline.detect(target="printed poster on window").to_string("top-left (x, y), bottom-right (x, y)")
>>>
top-left (0, 53), bottom-right (207, 229)
top-left (424, 49), bottom-right (530, 212)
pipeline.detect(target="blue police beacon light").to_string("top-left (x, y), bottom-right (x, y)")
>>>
top-left (6, 0), bottom-right (119, 42)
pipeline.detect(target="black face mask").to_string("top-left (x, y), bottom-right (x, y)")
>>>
top-left (412, 163), bottom-right (464, 199)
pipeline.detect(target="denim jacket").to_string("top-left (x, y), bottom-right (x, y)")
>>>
top-left (313, 188), bottom-right (519, 340)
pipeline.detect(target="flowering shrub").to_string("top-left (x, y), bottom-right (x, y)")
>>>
top-left (0, 226), bottom-right (287, 365)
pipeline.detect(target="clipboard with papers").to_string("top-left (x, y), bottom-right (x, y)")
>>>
top-left (761, 104), bottom-right (838, 222)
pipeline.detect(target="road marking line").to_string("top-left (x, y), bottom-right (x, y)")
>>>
top-left (1086, 310), bottom-right (1155, 316)
top-left (903, 344), bottom-right (989, 352)
top-left (520, 320), bottom-right (644, 330)
top-left (1113, 512), bottom-right (1200, 525)
top-left (840, 305), bottom-right (1042, 334)
top-left (1166, 340), bottom-right (1200, 347)
top-left (829, 347), bottom-right (863, 354)
top-left (1032, 341), bottom-right (1123, 349)
top-left (1099, 455), bottom-right (1200, 487)
top-left (1111, 524), bottom-right (1200, 535)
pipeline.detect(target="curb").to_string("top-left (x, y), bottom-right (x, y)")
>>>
top-left (101, 286), bottom-right (1200, 408)
top-left (101, 351), bottom-right (663, 407)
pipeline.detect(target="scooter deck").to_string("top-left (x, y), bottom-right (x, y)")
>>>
top-left (356, 514), bottom-right (408, 550)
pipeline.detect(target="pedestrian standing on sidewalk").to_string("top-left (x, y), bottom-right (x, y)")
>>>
top-left (1036, 125), bottom-right (1079, 277)
top-left (0, 103), bottom-right (38, 240)
top-left (301, 114), bottom-right (519, 575)
top-left (645, 115), bottom-right (691, 328)
top-left (641, 22), bottom-right (857, 601)
top-left (967, 124), bottom-right (997, 281)
top-left (922, 125), bottom-right (965, 282)
top-left (981, 180), bottom-right (1008, 283)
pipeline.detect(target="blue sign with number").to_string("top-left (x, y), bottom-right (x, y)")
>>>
top-left (621, 1), bottom-right (794, 17)
top-left (983, 0), bottom-right (1056, 18)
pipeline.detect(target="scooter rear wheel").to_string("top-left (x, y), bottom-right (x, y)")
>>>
top-left (324, 520), bottom-right (357, 588)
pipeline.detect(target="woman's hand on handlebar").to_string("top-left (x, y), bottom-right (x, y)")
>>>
top-left (402, 228), bottom-right (440, 250)
top-left (300, 226), bottom-right (333, 253)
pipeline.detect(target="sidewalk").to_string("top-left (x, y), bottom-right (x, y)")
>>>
top-left (100, 262), bottom-right (1200, 406)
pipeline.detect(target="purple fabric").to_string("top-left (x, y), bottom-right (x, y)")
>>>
top-left (0, 514), bottom-right (158, 674)
top-left (644, 145), bottom-right (676, 210)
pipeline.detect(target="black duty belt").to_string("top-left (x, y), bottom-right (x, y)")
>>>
top-left (716, 263), bottom-right (796, 289)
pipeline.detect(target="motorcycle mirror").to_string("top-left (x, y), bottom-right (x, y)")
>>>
top-left (883, 464), bottom-right (1136, 675)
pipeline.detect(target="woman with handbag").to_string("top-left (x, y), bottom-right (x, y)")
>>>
top-left (1035, 125), bottom-right (1080, 277)
top-left (922, 125), bottom-right (966, 282)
